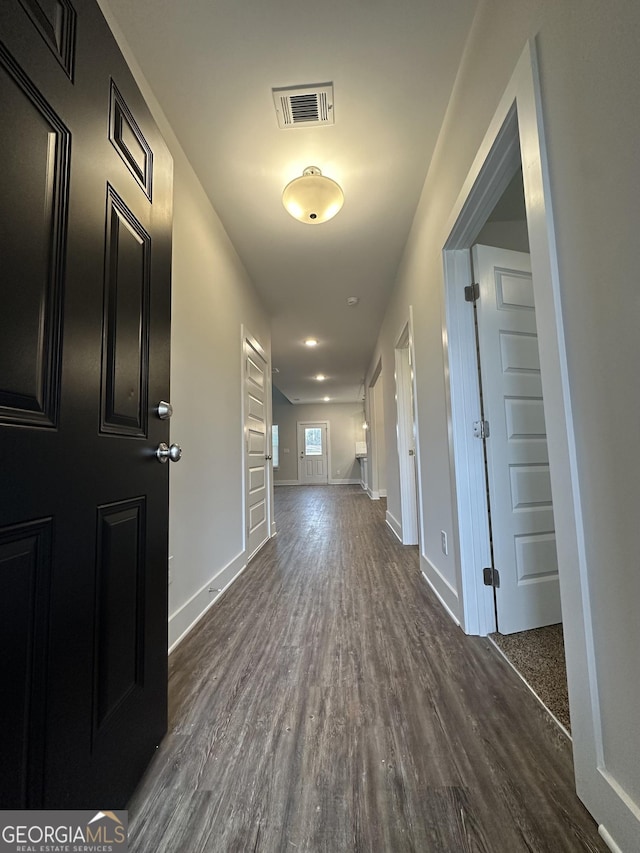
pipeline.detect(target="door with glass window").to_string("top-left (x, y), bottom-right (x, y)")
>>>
top-left (297, 422), bottom-right (328, 484)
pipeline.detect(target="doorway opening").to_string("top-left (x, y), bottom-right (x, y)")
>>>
top-left (470, 171), bottom-right (568, 730)
top-left (441, 98), bottom-right (571, 729)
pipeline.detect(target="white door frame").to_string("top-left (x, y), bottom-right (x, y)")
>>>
top-left (441, 40), bottom-right (631, 847)
top-left (393, 318), bottom-right (419, 545)
top-left (296, 420), bottom-right (330, 484)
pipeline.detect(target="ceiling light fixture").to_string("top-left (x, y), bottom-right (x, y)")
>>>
top-left (282, 166), bottom-right (344, 224)
top-left (304, 338), bottom-right (318, 347)
top-left (315, 374), bottom-right (326, 381)
top-left (323, 396), bottom-right (330, 402)
top-left (346, 296), bottom-right (359, 306)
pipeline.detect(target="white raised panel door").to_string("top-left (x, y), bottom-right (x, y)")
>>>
top-left (244, 337), bottom-right (269, 558)
top-left (297, 423), bottom-right (328, 484)
top-left (473, 245), bottom-right (561, 634)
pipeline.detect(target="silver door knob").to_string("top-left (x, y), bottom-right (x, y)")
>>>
top-left (156, 442), bottom-right (182, 463)
top-left (265, 455), bottom-right (272, 460)
top-left (157, 401), bottom-right (173, 420)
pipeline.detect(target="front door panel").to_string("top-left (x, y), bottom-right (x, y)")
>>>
top-left (298, 423), bottom-right (328, 484)
top-left (0, 0), bottom-right (173, 807)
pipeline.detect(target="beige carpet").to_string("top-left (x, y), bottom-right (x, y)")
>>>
top-left (489, 623), bottom-right (570, 732)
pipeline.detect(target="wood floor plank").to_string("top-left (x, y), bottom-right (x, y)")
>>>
top-left (128, 486), bottom-right (607, 852)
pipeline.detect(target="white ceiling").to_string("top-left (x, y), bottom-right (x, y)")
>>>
top-left (104, 0), bottom-right (478, 403)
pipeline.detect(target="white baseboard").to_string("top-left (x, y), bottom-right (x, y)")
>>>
top-left (379, 489), bottom-right (387, 498)
top-left (385, 510), bottom-right (402, 542)
top-left (421, 562), bottom-right (461, 627)
top-left (329, 478), bottom-right (361, 485)
top-left (367, 488), bottom-right (380, 500)
top-left (168, 550), bottom-right (246, 652)
top-left (274, 479), bottom-right (299, 486)
top-left (599, 826), bottom-right (624, 853)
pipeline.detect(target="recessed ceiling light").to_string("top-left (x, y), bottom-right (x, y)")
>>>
top-left (346, 296), bottom-right (359, 306)
top-left (323, 396), bottom-right (330, 402)
top-left (315, 374), bottom-right (326, 381)
top-left (304, 338), bottom-right (318, 347)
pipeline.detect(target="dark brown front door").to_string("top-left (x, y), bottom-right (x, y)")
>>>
top-left (0, 0), bottom-right (173, 807)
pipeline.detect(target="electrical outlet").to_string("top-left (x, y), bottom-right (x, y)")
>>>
top-left (168, 555), bottom-right (174, 585)
top-left (440, 531), bottom-right (448, 556)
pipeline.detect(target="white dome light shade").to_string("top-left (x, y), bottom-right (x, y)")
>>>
top-left (282, 166), bottom-right (344, 224)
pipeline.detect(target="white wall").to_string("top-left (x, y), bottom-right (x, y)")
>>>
top-left (366, 0), bottom-right (640, 848)
top-left (273, 401), bottom-right (365, 484)
top-left (99, 2), bottom-right (271, 649)
top-left (167, 154), bottom-right (270, 647)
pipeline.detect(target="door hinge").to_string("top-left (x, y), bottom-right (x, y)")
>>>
top-left (464, 282), bottom-right (480, 302)
top-left (483, 567), bottom-right (500, 588)
top-left (472, 419), bottom-right (490, 439)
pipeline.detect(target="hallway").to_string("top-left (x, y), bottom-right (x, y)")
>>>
top-left (128, 486), bottom-right (605, 852)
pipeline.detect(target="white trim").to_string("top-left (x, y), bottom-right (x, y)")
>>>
top-left (379, 489), bottom-right (387, 498)
top-left (274, 479), bottom-right (300, 486)
top-left (421, 570), bottom-right (460, 627)
top-left (385, 510), bottom-right (402, 542)
top-left (168, 550), bottom-right (247, 652)
top-left (367, 488), bottom-right (380, 501)
top-left (598, 826), bottom-right (624, 853)
top-left (329, 478), bottom-right (361, 485)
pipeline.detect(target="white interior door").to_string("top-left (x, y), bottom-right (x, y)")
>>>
top-left (244, 335), bottom-right (269, 557)
top-left (473, 244), bottom-right (561, 634)
top-left (297, 422), bottom-right (328, 484)
top-left (394, 336), bottom-right (418, 544)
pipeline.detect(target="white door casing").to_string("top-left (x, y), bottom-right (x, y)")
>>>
top-left (297, 422), bottom-right (329, 484)
top-left (473, 245), bottom-right (561, 634)
top-left (244, 334), bottom-right (269, 558)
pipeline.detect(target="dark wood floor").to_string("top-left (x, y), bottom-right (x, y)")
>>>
top-left (128, 486), bottom-right (606, 852)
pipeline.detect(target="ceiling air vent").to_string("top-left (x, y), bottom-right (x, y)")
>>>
top-left (272, 83), bottom-right (334, 129)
